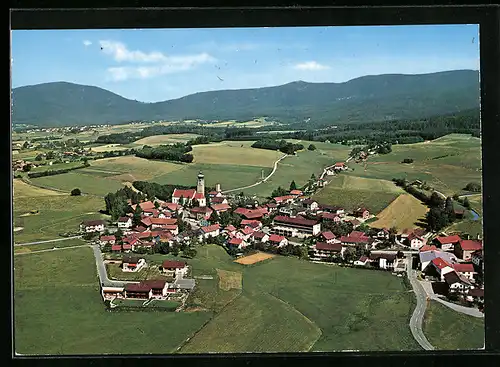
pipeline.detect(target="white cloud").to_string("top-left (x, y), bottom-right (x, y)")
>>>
top-left (83, 40), bottom-right (92, 47)
top-left (293, 61), bottom-right (330, 71)
top-left (100, 40), bottom-right (216, 81)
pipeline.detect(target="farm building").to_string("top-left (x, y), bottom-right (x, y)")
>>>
top-left (101, 286), bottom-right (124, 300)
top-left (419, 250), bottom-right (458, 272)
top-left (161, 260), bottom-right (189, 278)
top-left (319, 204), bottom-right (345, 215)
top-left (272, 215), bottom-right (321, 238)
top-left (319, 212), bottom-right (342, 223)
top-left (80, 219), bottom-right (106, 233)
top-left (290, 189), bottom-right (303, 197)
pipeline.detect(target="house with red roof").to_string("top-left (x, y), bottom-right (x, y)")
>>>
top-left (427, 257), bottom-right (455, 281)
top-left (406, 232), bottom-right (426, 250)
top-left (452, 263), bottom-right (476, 281)
top-left (268, 234), bottom-right (288, 248)
top-left (273, 195), bottom-right (295, 205)
top-left (302, 198), bottom-right (319, 211)
top-left (434, 235), bottom-right (461, 251)
top-left (290, 189), bottom-right (303, 197)
top-left (420, 244), bottom-right (438, 252)
top-left (80, 219), bottom-right (106, 233)
top-left (224, 225), bottom-right (237, 234)
top-left (142, 208), bottom-right (160, 217)
top-left (123, 279), bottom-right (169, 300)
top-left (130, 201), bottom-right (156, 212)
top-left (233, 207), bottom-right (265, 220)
top-left (250, 231), bottom-right (269, 243)
top-left (189, 206), bottom-right (213, 221)
top-left (162, 202), bottom-right (182, 212)
top-left (241, 219), bottom-right (262, 229)
top-left (139, 217), bottom-right (153, 229)
top-left (265, 203), bottom-right (278, 212)
top-left (228, 237), bottom-right (247, 250)
top-left (340, 231), bottom-right (372, 246)
top-left (111, 244), bottom-right (122, 252)
top-left (354, 256), bottom-right (372, 266)
top-left (333, 162), bottom-right (347, 171)
top-left (318, 231), bottom-right (336, 244)
top-left (99, 235), bottom-right (116, 245)
top-left (311, 241), bottom-right (343, 260)
top-left (161, 260), bottom-right (189, 278)
top-left (211, 203), bottom-right (232, 213)
top-left (238, 226), bottom-right (256, 240)
top-left (117, 216), bottom-right (133, 229)
top-left (200, 224), bottom-right (221, 239)
top-left (455, 239), bottom-right (483, 261)
top-left (211, 196), bottom-right (228, 205)
top-left (320, 212), bottom-right (342, 223)
top-left (272, 215), bottom-right (321, 238)
top-left (122, 255), bottom-right (146, 273)
top-left (353, 207), bottom-right (370, 219)
top-left (149, 217), bottom-right (177, 229)
top-left (350, 219), bottom-right (361, 228)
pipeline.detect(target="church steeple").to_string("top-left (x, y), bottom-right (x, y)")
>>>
top-left (197, 171), bottom-right (205, 194)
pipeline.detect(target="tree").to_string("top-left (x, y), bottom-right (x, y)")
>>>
top-left (429, 192), bottom-right (445, 208)
top-left (219, 211), bottom-right (232, 227)
top-left (171, 243), bottom-right (180, 257)
top-left (115, 228), bottom-right (123, 240)
top-left (308, 144), bottom-right (317, 151)
top-left (426, 207), bottom-right (449, 232)
top-left (310, 173), bottom-right (316, 181)
top-left (183, 247), bottom-right (197, 259)
top-left (132, 205), bottom-right (143, 226)
top-left (289, 180), bottom-right (297, 191)
top-left (271, 186), bottom-right (288, 198)
top-left (22, 164), bottom-right (32, 172)
top-left (22, 141), bottom-right (30, 149)
top-left (463, 197), bottom-right (471, 209)
top-left (154, 201), bottom-right (160, 209)
top-left (35, 154), bottom-right (43, 161)
top-left (70, 188), bottom-right (82, 196)
top-left (445, 197), bottom-right (456, 223)
top-left (209, 210), bottom-right (220, 224)
top-left (402, 158), bottom-right (414, 164)
top-left (464, 182), bottom-right (481, 192)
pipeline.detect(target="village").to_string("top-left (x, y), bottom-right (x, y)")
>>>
top-left (79, 168), bottom-right (484, 313)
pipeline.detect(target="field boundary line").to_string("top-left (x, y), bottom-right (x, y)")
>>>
top-left (267, 292), bottom-right (322, 352)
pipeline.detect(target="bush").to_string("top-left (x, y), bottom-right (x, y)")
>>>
top-left (402, 158), bottom-right (414, 164)
top-left (464, 182), bottom-right (481, 192)
top-left (71, 188), bottom-right (82, 196)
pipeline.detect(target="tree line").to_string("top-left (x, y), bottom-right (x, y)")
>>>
top-left (135, 143), bottom-right (194, 163)
top-left (251, 139), bottom-right (304, 154)
top-left (27, 163), bottom-right (89, 178)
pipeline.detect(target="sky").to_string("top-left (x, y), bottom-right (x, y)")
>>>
top-left (11, 25), bottom-right (479, 102)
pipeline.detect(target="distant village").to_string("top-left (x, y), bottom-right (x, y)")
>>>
top-left (79, 170), bottom-right (484, 311)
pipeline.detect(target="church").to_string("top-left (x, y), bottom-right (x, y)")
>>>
top-left (171, 171), bottom-right (207, 207)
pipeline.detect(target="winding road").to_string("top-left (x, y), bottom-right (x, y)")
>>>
top-left (222, 154), bottom-right (288, 194)
top-left (406, 254), bottom-right (435, 350)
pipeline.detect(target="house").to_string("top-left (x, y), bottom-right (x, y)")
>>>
top-left (428, 257), bottom-right (455, 281)
top-left (131, 241), bottom-right (154, 252)
top-left (200, 224), bottom-right (221, 238)
top-left (376, 228), bottom-right (390, 240)
top-left (353, 207), bottom-right (369, 219)
top-left (117, 216), bottom-right (133, 229)
top-left (268, 234), bottom-right (288, 248)
top-left (354, 256), bottom-right (372, 266)
top-left (273, 195), bottom-right (295, 205)
top-left (419, 250), bottom-right (458, 272)
top-left (101, 286), bottom-right (124, 300)
top-left (319, 205), bottom-right (345, 216)
top-left (149, 217), bottom-right (177, 229)
top-left (228, 237), bottom-right (247, 249)
top-left (302, 199), bottom-right (319, 211)
top-left (111, 244), bottom-right (122, 252)
top-left (434, 235), bottom-right (461, 251)
top-left (99, 235), bottom-right (116, 245)
top-left (350, 219), bottom-right (361, 228)
top-left (452, 263), bottom-right (477, 281)
top-left (272, 215), bottom-right (321, 238)
top-left (420, 244), bottom-right (438, 252)
top-left (139, 217), bottom-right (153, 229)
top-left (189, 206), bottom-right (213, 221)
top-left (340, 231), bottom-right (372, 246)
top-left (466, 288), bottom-right (484, 304)
top-left (333, 162), bottom-right (347, 171)
top-left (318, 231), bottom-right (336, 243)
top-left (319, 212), bottom-right (342, 223)
top-left (156, 224), bottom-right (179, 235)
top-left (265, 203), bottom-right (278, 212)
top-left (311, 242), bottom-right (343, 260)
top-left (162, 202), bottom-right (182, 212)
top-left (455, 240), bottom-right (483, 261)
top-left (406, 232), bottom-right (426, 250)
top-left (142, 208), bottom-right (160, 217)
top-left (290, 189), bottom-right (303, 197)
top-left (233, 208), bottom-right (265, 220)
top-left (443, 271), bottom-right (472, 293)
top-left (241, 220), bottom-right (262, 229)
top-left (211, 203), bottom-right (232, 213)
top-left (278, 206), bottom-right (298, 217)
top-left (130, 201), bottom-right (156, 212)
top-left (471, 250), bottom-right (483, 271)
top-left (239, 226), bottom-right (255, 240)
top-left (80, 219), bottom-right (106, 233)
top-left (370, 253), bottom-right (396, 270)
top-left (122, 255), bottom-right (146, 272)
top-left (162, 260), bottom-right (189, 278)
top-left (224, 225), bottom-right (237, 234)
top-left (123, 280), bottom-right (168, 300)
top-left (250, 231), bottom-right (269, 243)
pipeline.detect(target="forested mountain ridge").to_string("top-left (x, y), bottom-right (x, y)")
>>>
top-left (11, 70), bottom-right (480, 127)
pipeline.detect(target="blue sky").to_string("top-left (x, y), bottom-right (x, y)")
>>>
top-left (11, 25), bottom-right (479, 102)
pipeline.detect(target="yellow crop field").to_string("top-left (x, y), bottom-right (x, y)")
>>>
top-left (90, 144), bottom-right (129, 152)
top-left (234, 252), bottom-right (276, 265)
top-left (369, 194), bottom-right (429, 231)
top-left (132, 134), bottom-right (199, 146)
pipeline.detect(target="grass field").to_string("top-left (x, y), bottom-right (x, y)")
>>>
top-left (14, 238), bottom-right (88, 254)
top-left (446, 220), bottom-right (483, 238)
top-left (192, 142), bottom-right (282, 167)
top-left (345, 134), bottom-right (481, 197)
top-left (30, 172), bottom-right (124, 197)
top-left (423, 301), bottom-right (484, 350)
top-left (216, 269), bottom-right (242, 291)
top-left (14, 247), bottom-right (211, 355)
top-left (312, 175), bottom-right (403, 214)
top-left (13, 194), bottom-right (106, 243)
top-left (90, 144), bottom-right (130, 152)
top-left (369, 194), bottom-right (429, 231)
top-left (13, 179), bottom-right (65, 198)
top-left (234, 252), bottom-right (276, 265)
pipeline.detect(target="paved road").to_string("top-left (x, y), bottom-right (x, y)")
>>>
top-left (14, 235), bottom-right (83, 246)
top-left (406, 254), bottom-right (435, 350)
top-left (91, 245), bottom-right (138, 287)
top-left (14, 244), bottom-right (89, 255)
top-left (222, 154), bottom-right (288, 194)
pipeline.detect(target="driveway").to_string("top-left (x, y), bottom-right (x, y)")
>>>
top-left (91, 245), bottom-right (138, 287)
top-left (406, 254), bottom-right (435, 350)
